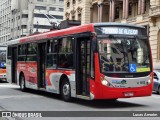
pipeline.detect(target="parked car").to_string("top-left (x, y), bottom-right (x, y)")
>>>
top-left (153, 70), bottom-right (160, 94)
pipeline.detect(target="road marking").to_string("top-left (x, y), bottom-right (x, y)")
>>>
top-left (0, 95), bottom-right (43, 99)
top-left (0, 84), bottom-right (19, 88)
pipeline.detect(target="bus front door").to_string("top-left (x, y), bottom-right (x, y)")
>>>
top-left (76, 37), bottom-right (90, 96)
top-left (38, 43), bottom-right (46, 89)
top-left (11, 47), bottom-right (17, 84)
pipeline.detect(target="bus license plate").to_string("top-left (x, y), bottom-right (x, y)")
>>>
top-left (124, 92), bottom-right (134, 97)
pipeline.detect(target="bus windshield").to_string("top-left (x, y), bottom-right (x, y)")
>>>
top-left (0, 46), bottom-right (6, 68)
top-left (98, 36), bottom-right (151, 74)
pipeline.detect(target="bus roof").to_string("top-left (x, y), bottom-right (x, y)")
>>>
top-left (7, 22), bottom-right (145, 46)
top-left (7, 23), bottom-right (94, 46)
top-left (93, 22), bottom-right (145, 28)
top-left (7, 38), bottom-right (21, 46)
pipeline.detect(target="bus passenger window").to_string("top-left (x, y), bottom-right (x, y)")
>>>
top-left (58, 54), bottom-right (73, 68)
top-left (47, 40), bottom-right (57, 68)
top-left (47, 54), bottom-right (57, 68)
top-left (26, 43), bottom-right (37, 61)
top-left (57, 37), bottom-right (74, 69)
top-left (18, 44), bottom-right (27, 61)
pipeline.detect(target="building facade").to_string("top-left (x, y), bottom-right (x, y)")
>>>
top-left (64, 0), bottom-right (160, 63)
top-left (0, 0), bottom-right (11, 43)
top-left (10, 0), bottom-right (64, 40)
top-left (150, 0), bottom-right (160, 64)
top-left (64, 0), bottom-right (91, 24)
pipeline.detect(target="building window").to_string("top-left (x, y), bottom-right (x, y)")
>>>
top-left (115, 7), bottom-right (119, 19)
top-left (21, 25), bottom-right (27, 29)
top-left (34, 13), bottom-right (63, 19)
top-left (34, 24), bottom-right (52, 29)
top-left (18, 16), bottom-right (20, 19)
top-left (59, 8), bottom-right (63, 12)
top-left (22, 14), bottom-right (28, 18)
top-left (144, 0), bottom-right (149, 13)
top-left (67, 2), bottom-right (70, 7)
top-left (35, 6), bottom-right (46, 10)
top-left (72, 16), bottom-right (75, 20)
top-left (50, 7), bottom-right (56, 11)
top-left (128, 3), bottom-right (132, 16)
top-left (73, 0), bottom-right (76, 5)
top-left (21, 35), bottom-right (26, 37)
top-left (78, 13), bottom-right (81, 21)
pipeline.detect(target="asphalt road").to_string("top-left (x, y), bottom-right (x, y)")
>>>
top-left (0, 81), bottom-right (160, 120)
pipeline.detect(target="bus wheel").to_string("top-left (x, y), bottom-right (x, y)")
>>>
top-left (20, 74), bottom-right (26, 92)
top-left (60, 78), bottom-right (71, 102)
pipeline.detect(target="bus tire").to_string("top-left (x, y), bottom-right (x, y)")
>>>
top-left (60, 78), bottom-right (71, 102)
top-left (20, 74), bottom-right (26, 92)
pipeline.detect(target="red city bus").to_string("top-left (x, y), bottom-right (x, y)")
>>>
top-left (6, 23), bottom-right (153, 101)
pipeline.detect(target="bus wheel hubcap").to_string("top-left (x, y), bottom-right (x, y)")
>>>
top-left (63, 83), bottom-right (70, 96)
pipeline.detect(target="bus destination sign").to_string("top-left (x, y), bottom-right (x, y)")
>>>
top-left (101, 27), bottom-right (138, 35)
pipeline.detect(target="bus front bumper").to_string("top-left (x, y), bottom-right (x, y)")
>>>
top-left (103, 86), bottom-right (152, 99)
top-left (93, 84), bottom-right (153, 99)
top-left (0, 74), bottom-right (7, 81)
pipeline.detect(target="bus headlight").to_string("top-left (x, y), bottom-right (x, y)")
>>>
top-left (147, 79), bottom-right (151, 84)
top-left (147, 75), bottom-right (152, 85)
top-left (101, 77), bottom-right (114, 87)
top-left (102, 80), bottom-right (108, 86)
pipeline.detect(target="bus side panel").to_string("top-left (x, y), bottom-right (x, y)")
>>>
top-left (46, 69), bottom-right (62, 93)
top-left (17, 62), bottom-right (38, 90)
top-left (90, 53), bottom-right (103, 99)
top-left (46, 69), bottom-right (76, 97)
top-left (6, 59), bottom-right (12, 83)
